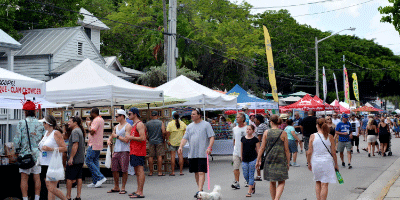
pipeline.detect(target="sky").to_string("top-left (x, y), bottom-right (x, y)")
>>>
top-left (230, 0), bottom-right (400, 55)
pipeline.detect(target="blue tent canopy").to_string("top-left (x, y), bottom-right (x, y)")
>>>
top-left (226, 84), bottom-right (271, 103)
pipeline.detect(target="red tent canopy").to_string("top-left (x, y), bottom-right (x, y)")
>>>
top-left (312, 96), bottom-right (339, 111)
top-left (353, 106), bottom-right (382, 112)
top-left (282, 94), bottom-right (327, 111)
top-left (331, 100), bottom-right (350, 114)
top-left (224, 109), bottom-right (268, 115)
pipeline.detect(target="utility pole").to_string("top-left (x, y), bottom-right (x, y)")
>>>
top-left (167, 0), bottom-right (177, 82)
top-left (163, 0), bottom-right (168, 65)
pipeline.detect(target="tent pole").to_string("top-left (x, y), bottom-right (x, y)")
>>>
top-left (6, 109), bottom-right (9, 143)
top-left (203, 95), bottom-right (206, 120)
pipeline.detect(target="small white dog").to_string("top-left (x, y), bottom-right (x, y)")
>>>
top-left (197, 185), bottom-right (222, 200)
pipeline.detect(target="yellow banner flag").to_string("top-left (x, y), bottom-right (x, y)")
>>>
top-left (352, 73), bottom-right (360, 101)
top-left (263, 25), bottom-right (278, 102)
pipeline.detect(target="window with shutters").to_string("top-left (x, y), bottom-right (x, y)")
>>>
top-left (78, 42), bottom-right (83, 55)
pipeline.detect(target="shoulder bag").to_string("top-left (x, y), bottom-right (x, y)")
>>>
top-left (316, 133), bottom-right (343, 184)
top-left (260, 129), bottom-right (283, 170)
top-left (16, 119), bottom-right (36, 169)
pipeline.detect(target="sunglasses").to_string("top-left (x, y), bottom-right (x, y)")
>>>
top-left (128, 113), bottom-right (133, 116)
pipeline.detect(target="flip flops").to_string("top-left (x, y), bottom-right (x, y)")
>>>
top-left (246, 193), bottom-right (252, 197)
top-left (129, 193), bottom-right (145, 198)
top-left (119, 190), bottom-right (127, 194)
top-left (107, 189), bottom-right (120, 193)
top-left (158, 174), bottom-right (166, 176)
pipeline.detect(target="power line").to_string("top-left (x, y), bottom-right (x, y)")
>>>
top-left (247, 0), bottom-right (345, 10)
top-left (292, 0), bottom-right (374, 17)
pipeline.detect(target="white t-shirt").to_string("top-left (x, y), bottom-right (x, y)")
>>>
top-left (332, 118), bottom-right (341, 126)
top-left (232, 125), bottom-right (247, 157)
top-left (350, 120), bottom-right (360, 136)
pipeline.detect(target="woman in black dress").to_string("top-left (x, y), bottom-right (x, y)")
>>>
top-left (378, 116), bottom-right (390, 156)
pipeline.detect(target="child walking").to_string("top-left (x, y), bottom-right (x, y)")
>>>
top-left (241, 125), bottom-right (260, 197)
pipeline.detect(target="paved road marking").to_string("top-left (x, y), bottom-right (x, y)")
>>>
top-left (376, 169), bottom-right (400, 200)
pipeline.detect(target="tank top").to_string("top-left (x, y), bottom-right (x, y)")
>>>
top-left (114, 123), bottom-right (130, 152)
top-left (39, 130), bottom-right (58, 166)
top-left (367, 127), bottom-right (377, 136)
top-left (379, 124), bottom-right (389, 135)
top-left (130, 121), bottom-right (146, 156)
top-left (312, 133), bottom-right (332, 159)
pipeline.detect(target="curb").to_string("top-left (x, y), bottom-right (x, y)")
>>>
top-left (357, 155), bottom-right (400, 200)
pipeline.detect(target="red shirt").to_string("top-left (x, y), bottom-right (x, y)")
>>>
top-left (130, 121), bottom-right (146, 156)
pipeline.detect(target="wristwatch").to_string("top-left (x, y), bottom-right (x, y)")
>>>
top-left (117, 136), bottom-right (120, 139)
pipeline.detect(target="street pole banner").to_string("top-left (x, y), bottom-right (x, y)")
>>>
top-left (333, 73), bottom-right (339, 101)
top-left (344, 67), bottom-right (350, 104)
top-left (263, 25), bottom-right (279, 103)
top-left (352, 73), bottom-right (360, 101)
top-left (322, 67), bottom-right (327, 103)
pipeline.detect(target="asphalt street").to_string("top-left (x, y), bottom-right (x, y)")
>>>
top-left (64, 136), bottom-right (400, 200)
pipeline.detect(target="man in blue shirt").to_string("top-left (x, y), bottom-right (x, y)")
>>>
top-left (336, 114), bottom-right (353, 169)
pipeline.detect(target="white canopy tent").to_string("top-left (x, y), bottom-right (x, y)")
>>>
top-left (46, 59), bottom-right (164, 107)
top-left (156, 75), bottom-right (237, 116)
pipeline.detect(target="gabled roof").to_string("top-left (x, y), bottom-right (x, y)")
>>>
top-left (104, 56), bottom-right (124, 72)
top-left (48, 59), bottom-right (130, 79)
top-left (78, 8), bottom-right (110, 30)
top-left (122, 67), bottom-right (144, 76)
top-left (0, 29), bottom-right (21, 50)
top-left (14, 27), bottom-right (81, 56)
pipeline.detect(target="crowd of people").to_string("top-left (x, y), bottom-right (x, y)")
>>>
top-left (13, 99), bottom-right (400, 200)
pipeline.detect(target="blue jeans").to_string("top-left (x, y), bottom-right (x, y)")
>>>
top-left (85, 146), bottom-right (104, 184)
top-left (242, 159), bottom-right (257, 186)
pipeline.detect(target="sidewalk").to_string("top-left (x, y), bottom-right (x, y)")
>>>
top-left (357, 153), bottom-right (400, 200)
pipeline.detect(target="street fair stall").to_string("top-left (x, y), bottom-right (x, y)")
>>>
top-left (0, 68), bottom-right (66, 199)
top-left (330, 100), bottom-right (350, 114)
top-left (280, 94), bottom-right (338, 112)
top-left (156, 75), bottom-right (238, 157)
top-left (45, 59), bottom-right (169, 173)
top-left (352, 106), bottom-right (383, 113)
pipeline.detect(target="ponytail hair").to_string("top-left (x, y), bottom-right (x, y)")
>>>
top-left (71, 116), bottom-right (86, 138)
top-left (173, 112), bottom-right (180, 129)
top-left (317, 118), bottom-right (329, 139)
top-left (270, 114), bottom-right (282, 125)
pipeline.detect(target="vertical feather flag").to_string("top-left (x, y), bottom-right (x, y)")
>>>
top-left (263, 25), bottom-right (278, 102)
top-left (333, 73), bottom-right (339, 101)
top-left (352, 73), bottom-right (360, 101)
top-left (322, 67), bottom-right (327, 102)
top-left (344, 67), bottom-right (350, 104)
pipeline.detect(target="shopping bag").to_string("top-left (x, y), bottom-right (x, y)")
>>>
top-left (46, 149), bottom-right (65, 181)
top-left (105, 145), bottom-right (111, 169)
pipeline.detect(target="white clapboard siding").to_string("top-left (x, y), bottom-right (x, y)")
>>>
top-left (0, 56), bottom-right (49, 81)
top-left (53, 30), bottom-right (104, 70)
top-left (91, 29), bottom-right (101, 52)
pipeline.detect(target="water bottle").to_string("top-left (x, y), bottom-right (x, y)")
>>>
top-left (336, 169), bottom-right (344, 184)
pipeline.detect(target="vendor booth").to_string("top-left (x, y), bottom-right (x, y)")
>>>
top-left (156, 75), bottom-right (238, 157)
top-left (330, 100), bottom-right (350, 114)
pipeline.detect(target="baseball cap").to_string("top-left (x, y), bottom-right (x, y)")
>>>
top-left (151, 111), bottom-right (158, 116)
top-left (280, 113), bottom-right (288, 119)
top-left (129, 107), bottom-right (141, 118)
top-left (116, 109), bottom-right (127, 117)
top-left (342, 114), bottom-right (349, 119)
top-left (38, 118), bottom-right (53, 126)
top-left (242, 106), bottom-right (248, 110)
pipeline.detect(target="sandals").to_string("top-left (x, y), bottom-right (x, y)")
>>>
top-left (129, 192), bottom-right (145, 198)
top-left (246, 193), bottom-right (252, 197)
top-left (252, 183), bottom-right (256, 194)
top-left (107, 189), bottom-right (120, 193)
top-left (119, 190), bottom-right (127, 194)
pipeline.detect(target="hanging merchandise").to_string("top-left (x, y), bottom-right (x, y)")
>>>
top-left (344, 67), bottom-right (350, 104)
top-left (263, 25), bottom-right (279, 103)
top-left (333, 73), bottom-right (339, 101)
top-left (352, 73), bottom-right (360, 102)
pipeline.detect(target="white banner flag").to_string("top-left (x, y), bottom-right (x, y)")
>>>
top-left (333, 73), bottom-right (339, 101)
top-left (322, 67), bottom-right (327, 103)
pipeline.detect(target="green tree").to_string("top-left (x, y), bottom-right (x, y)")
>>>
top-left (378, 0), bottom-right (400, 34)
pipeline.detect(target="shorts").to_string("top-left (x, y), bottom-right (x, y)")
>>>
top-left (288, 140), bottom-right (298, 153)
top-left (337, 141), bottom-right (352, 152)
top-left (351, 136), bottom-right (359, 146)
top-left (148, 143), bottom-right (166, 157)
top-left (189, 158), bottom-right (207, 173)
top-left (232, 155), bottom-right (241, 170)
top-left (303, 136), bottom-right (310, 151)
top-left (296, 133), bottom-right (303, 141)
top-left (130, 155), bottom-right (145, 167)
top-left (167, 144), bottom-right (179, 152)
top-left (111, 151), bottom-right (130, 172)
top-left (65, 163), bottom-right (83, 180)
top-left (367, 135), bottom-right (377, 143)
top-left (19, 165), bottom-right (41, 175)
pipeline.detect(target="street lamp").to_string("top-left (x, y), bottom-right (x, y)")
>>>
top-left (315, 27), bottom-right (356, 97)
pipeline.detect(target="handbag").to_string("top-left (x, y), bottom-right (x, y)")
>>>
top-left (16, 119), bottom-right (36, 169)
top-left (260, 130), bottom-right (283, 170)
top-left (316, 133), bottom-right (344, 184)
